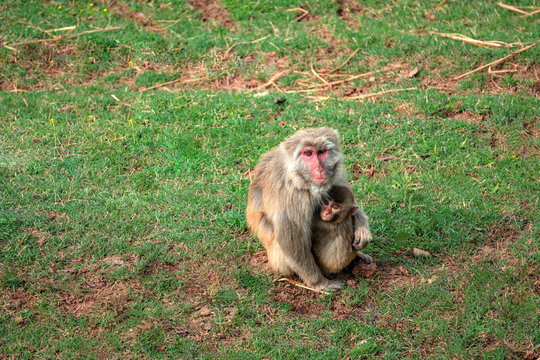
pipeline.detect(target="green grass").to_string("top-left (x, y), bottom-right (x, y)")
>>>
top-left (1, 0), bottom-right (538, 358)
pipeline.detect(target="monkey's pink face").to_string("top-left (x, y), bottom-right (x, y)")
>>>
top-left (301, 147), bottom-right (330, 184)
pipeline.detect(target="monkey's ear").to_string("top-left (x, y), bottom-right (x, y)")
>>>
top-left (349, 206), bottom-right (359, 216)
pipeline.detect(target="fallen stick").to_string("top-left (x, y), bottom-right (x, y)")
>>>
top-left (345, 87), bottom-right (417, 100)
top-left (497, 2), bottom-right (533, 15)
top-left (223, 35), bottom-right (270, 57)
top-left (274, 277), bottom-right (330, 295)
top-left (294, 70), bottom-right (350, 78)
top-left (139, 76), bottom-right (209, 92)
top-left (287, 7), bottom-right (309, 21)
top-left (522, 9), bottom-right (540, 17)
top-left (302, 66), bottom-right (400, 89)
top-left (257, 69), bottom-right (290, 90)
top-left (433, 32), bottom-right (516, 49)
top-left (310, 62), bottom-right (329, 84)
top-left (454, 43), bottom-right (536, 80)
top-left (5, 26), bottom-right (122, 47)
top-left (47, 25), bottom-right (78, 32)
top-left (330, 48), bottom-right (360, 73)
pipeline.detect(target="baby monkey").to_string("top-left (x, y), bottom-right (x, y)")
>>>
top-left (320, 186), bottom-right (358, 224)
top-left (312, 186), bottom-right (372, 274)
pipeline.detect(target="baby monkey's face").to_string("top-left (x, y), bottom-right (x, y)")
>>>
top-left (320, 198), bottom-right (344, 223)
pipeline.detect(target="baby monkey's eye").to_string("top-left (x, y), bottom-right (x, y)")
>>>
top-left (322, 199), bottom-right (329, 206)
top-left (332, 204), bottom-right (340, 210)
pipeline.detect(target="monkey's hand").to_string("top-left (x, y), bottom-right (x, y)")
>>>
top-left (352, 209), bottom-right (372, 250)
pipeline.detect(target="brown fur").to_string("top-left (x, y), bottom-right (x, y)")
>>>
top-left (246, 128), bottom-right (372, 291)
top-left (313, 186), bottom-right (358, 274)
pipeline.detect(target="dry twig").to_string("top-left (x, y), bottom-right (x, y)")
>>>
top-left (310, 87), bottom-right (416, 102)
top-left (522, 9), bottom-right (540, 17)
top-left (345, 87), bottom-right (417, 100)
top-left (497, 2), bottom-right (533, 15)
top-left (302, 66), bottom-right (402, 89)
top-left (223, 35), bottom-right (270, 57)
top-left (330, 48), bottom-right (360, 73)
top-left (139, 76), bottom-right (209, 92)
top-left (454, 43), bottom-right (536, 80)
top-left (310, 63), bottom-right (329, 84)
top-left (274, 277), bottom-right (330, 295)
top-left (432, 32), bottom-right (518, 49)
top-left (287, 7), bottom-right (309, 21)
top-left (5, 26), bottom-right (122, 48)
top-left (257, 70), bottom-right (290, 90)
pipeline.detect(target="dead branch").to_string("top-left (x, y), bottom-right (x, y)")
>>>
top-left (522, 9), bottom-right (540, 17)
top-left (310, 63), bottom-right (329, 84)
top-left (497, 2), bottom-right (533, 15)
top-left (139, 76), bottom-right (209, 92)
top-left (345, 87), bottom-right (417, 100)
top-left (287, 7), bottom-right (309, 22)
top-left (454, 43), bottom-right (537, 80)
top-left (330, 48), bottom-right (360, 73)
top-left (302, 66), bottom-right (402, 89)
top-left (223, 35), bottom-right (270, 57)
top-left (257, 69), bottom-right (290, 90)
top-left (432, 32), bottom-right (518, 49)
top-left (311, 87), bottom-right (417, 102)
top-left (5, 26), bottom-right (122, 48)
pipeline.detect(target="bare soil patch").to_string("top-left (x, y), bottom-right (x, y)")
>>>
top-left (58, 274), bottom-right (139, 317)
top-left (189, 0), bottom-right (236, 30)
top-left (107, 0), bottom-right (168, 35)
top-left (447, 110), bottom-right (485, 124)
top-left (484, 63), bottom-right (539, 95)
top-left (473, 222), bottom-right (522, 266)
top-left (1, 288), bottom-right (36, 319)
top-left (337, 0), bottom-right (366, 25)
top-left (249, 251), bottom-right (419, 318)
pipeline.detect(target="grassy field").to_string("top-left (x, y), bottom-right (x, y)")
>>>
top-left (1, 0), bottom-right (538, 358)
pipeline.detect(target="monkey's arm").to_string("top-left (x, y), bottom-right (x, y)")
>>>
top-left (351, 206), bottom-right (372, 250)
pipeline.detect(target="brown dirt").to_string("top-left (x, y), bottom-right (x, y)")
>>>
top-left (447, 111), bottom-right (486, 124)
top-left (484, 63), bottom-right (540, 96)
top-left (523, 117), bottom-right (539, 138)
top-left (473, 222), bottom-right (522, 266)
top-left (106, 0), bottom-right (168, 34)
top-left (58, 273), bottom-right (139, 317)
top-left (249, 250), bottom-right (419, 319)
top-left (1, 288), bottom-right (36, 319)
top-left (336, 0), bottom-right (367, 25)
top-left (189, 0), bottom-right (236, 30)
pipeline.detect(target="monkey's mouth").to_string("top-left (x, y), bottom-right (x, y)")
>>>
top-left (313, 177), bottom-right (327, 184)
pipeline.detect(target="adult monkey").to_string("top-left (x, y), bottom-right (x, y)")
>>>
top-left (246, 128), bottom-right (372, 291)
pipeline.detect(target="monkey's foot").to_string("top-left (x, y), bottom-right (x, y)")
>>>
top-left (353, 226), bottom-right (372, 250)
top-left (357, 253), bottom-right (373, 264)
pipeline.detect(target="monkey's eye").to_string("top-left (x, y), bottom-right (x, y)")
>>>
top-left (304, 150), bottom-right (313, 157)
top-left (322, 199), bottom-right (329, 205)
top-left (318, 149), bottom-right (327, 155)
top-left (332, 204), bottom-right (340, 210)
